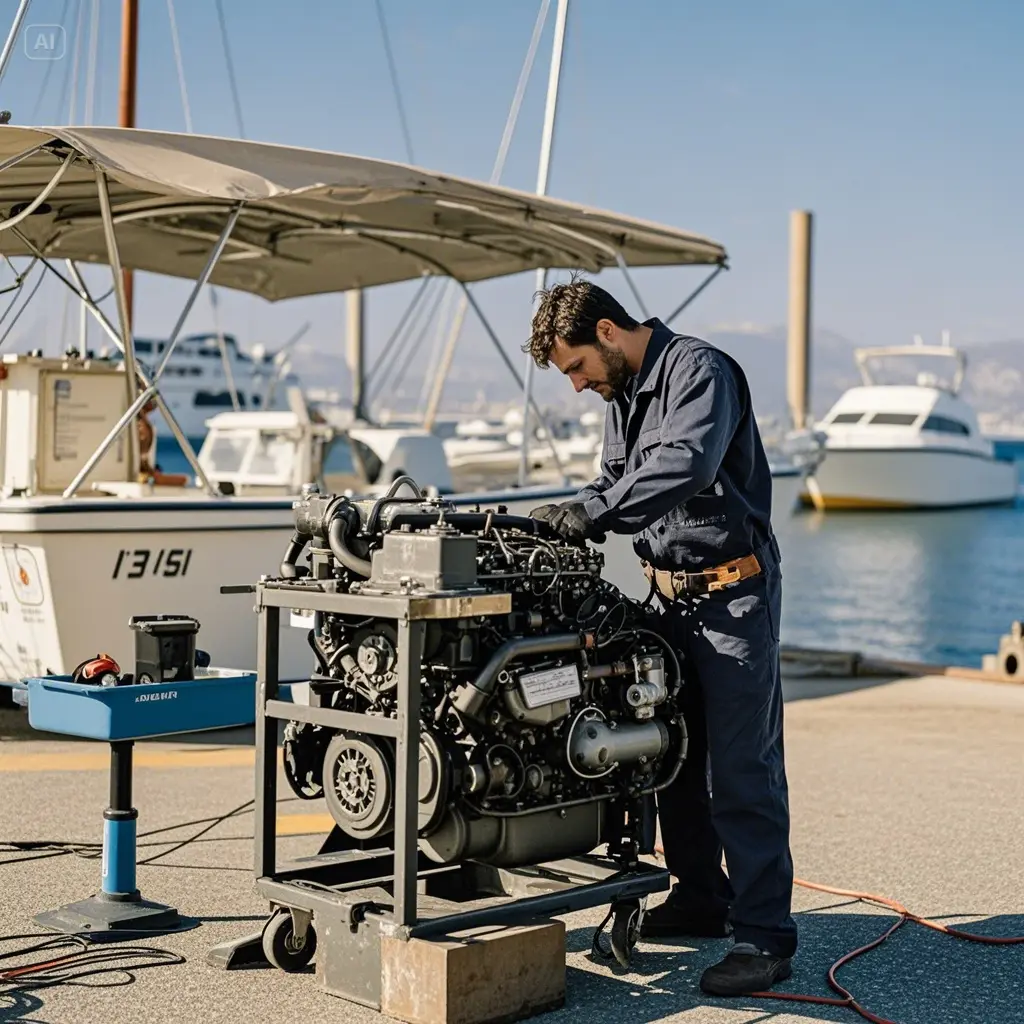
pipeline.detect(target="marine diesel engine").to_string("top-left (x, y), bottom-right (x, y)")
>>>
top-left (278, 481), bottom-right (687, 869)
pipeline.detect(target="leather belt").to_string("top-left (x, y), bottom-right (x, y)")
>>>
top-left (641, 552), bottom-right (762, 600)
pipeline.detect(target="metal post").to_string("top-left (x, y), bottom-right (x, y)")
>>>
top-left (787, 210), bottom-right (813, 430)
top-left (519, 0), bottom-right (569, 487)
top-left (61, 204), bottom-right (242, 498)
top-left (0, 0), bottom-right (31, 85)
top-left (457, 281), bottom-right (569, 481)
top-left (393, 616), bottom-right (425, 926)
top-left (102, 740), bottom-right (138, 897)
top-left (95, 166), bottom-right (141, 477)
top-left (255, 603), bottom-right (280, 880)
top-left (421, 292), bottom-right (466, 433)
top-left (347, 289), bottom-right (366, 421)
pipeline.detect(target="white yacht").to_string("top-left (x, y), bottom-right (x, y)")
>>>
top-left (102, 332), bottom-right (302, 441)
top-left (802, 340), bottom-right (1019, 510)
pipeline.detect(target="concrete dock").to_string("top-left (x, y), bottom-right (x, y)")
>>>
top-left (2, 670), bottom-right (1023, 1024)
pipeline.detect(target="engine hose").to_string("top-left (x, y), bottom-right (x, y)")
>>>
top-left (365, 476), bottom-right (426, 534)
top-left (386, 474), bottom-right (424, 499)
top-left (305, 629), bottom-right (330, 676)
top-left (327, 516), bottom-right (372, 578)
top-left (452, 633), bottom-right (586, 719)
top-left (279, 532), bottom-right (308, 578)
top-left (641, 714), bottom-right (688, 795)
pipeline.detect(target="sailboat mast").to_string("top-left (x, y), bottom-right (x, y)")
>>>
top-left (118, 0), bottom-right (138, 328)
top-left (518, 0), bottom-right (569, 486)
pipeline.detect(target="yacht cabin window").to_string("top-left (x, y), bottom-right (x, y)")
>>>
top-left (921, 415), bottom-right (970, 436)
top-left (830, 412), bottom-right (864, 424)
top-left (867, 412), bottom-right (919, 426)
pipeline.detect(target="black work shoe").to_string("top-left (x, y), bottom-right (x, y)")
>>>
top-left (699, 943), bottom-right (792, 996)
top-left (639, 899), bottom-right (732, 939)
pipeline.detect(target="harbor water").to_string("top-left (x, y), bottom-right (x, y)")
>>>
top-left (155, 437), bottom-right (1024, 670)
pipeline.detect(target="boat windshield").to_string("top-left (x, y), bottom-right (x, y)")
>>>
top-left (200, 429), bottom-right (293, 482)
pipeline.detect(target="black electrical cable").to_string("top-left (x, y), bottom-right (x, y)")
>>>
top-left (0, 798), bottom-right (258, 869)
top-left (0, 932), bottom-right (185, 992)
top-left (136, 798), bottom-right (255, 866)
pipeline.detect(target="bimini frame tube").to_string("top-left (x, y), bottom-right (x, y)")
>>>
top-left (60, 198), bottom-right (243, 498)
top-left (664, 264), bottom-right (727, 328)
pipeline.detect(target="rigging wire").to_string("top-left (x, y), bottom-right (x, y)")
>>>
top-left (420, 0), bottom-right (551, 424)
top-left (364, 277), bottom-right (431, 386)
top-left (382, 279), bottom-right (448, 399)
top-left (0, 264), bottom-right (46, 350)
top-left (213, 0), bottom-right (246, 138)
top-left (373, 0), bottom-right (415, 164)
top-left (368, 279), bottom-right (444, 400)
top-left (166, 0), bottom-right (194, 133)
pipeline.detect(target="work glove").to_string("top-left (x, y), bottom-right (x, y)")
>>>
top-left (529, 503), bottom-right (560, 524)
top-left (545, 502), bottom-right (605, 546)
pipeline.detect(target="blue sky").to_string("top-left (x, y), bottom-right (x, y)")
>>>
top-left (3, 0), bottom-right (1023, 399)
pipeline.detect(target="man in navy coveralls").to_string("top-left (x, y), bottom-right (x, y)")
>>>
top-left (526, 277), bottom-right (797, 996)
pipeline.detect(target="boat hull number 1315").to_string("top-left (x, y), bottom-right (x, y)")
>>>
top-left (112, 548), bottom-right (193, 580)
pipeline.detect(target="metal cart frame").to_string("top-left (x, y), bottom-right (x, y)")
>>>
top-left (210, 578), bottom-right (670, 1005)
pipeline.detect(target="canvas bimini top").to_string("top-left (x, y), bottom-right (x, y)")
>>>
top-left (0, 125), bottom-right (727, 301)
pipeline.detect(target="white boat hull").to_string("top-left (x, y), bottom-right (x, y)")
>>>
top-left (770, 468), bottom-right (804, 519)
top-left (802, 448), bottom-right (1019, 509)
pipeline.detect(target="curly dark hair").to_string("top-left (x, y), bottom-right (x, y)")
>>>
top-left (524, 274), bottom-right (639, 368)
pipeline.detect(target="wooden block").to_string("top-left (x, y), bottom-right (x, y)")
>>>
top-left (380, 920), bottom-right (565, 1024)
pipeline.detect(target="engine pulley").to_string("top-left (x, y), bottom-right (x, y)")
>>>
top-left (322, 732), bottom-right (394, 840)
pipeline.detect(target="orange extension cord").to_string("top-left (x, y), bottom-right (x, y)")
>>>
top-left (651, 848), bottom-right (1024, 1024)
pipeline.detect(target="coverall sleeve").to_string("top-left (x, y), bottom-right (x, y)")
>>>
top-left (580, 355), bottom-right (741, 534)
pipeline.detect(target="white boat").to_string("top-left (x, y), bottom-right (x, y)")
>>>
top-left (102, 331), bottom-right (302, 442)
top-left (802, 340), bottom-right (1019, 510)
top-left (0, 123), bottom-right (727, 685)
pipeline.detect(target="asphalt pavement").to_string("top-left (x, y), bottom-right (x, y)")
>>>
top-left (1, 671), bottom-right (1022, 1024)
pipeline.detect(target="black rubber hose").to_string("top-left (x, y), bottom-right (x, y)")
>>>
top-left (279, 532), bottom-right (308, 578)
top-left (452, 633), bottom-right (584, 718)
top-left (365, 477), bottom-right (426, 534)
top-left (327, 517), bottom-right (372, 578)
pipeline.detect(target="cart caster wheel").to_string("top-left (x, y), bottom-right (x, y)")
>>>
top-left (262, 910), bottom-right (317, 972)
top-left (610, 899), bottom-right (642, 968)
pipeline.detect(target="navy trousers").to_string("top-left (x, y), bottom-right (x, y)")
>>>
top-left (655, 558), bottom-right (798, 958)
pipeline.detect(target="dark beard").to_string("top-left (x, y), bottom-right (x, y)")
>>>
top-left (599, 344), bottom-right (631, 398)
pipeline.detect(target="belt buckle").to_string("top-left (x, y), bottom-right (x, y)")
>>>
top-left (678, 571), bottom-right (705, 597)
top-left (707, 565), bottom-right (741, 593)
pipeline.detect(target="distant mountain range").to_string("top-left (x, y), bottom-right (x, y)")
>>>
top-left (288, 326), bottom-right (1024, 425)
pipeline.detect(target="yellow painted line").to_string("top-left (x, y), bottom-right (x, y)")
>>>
top-left (276, 812), bottom-right (334, 835)
top-left (0, 747), bottom-right (257, 773)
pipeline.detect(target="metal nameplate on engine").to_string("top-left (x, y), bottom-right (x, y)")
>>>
top-left (518, 665), bottom-right (581, 709)
top-left (407, 593), bottom-right (512, 620)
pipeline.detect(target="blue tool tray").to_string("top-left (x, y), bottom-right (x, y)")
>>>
top-left (25, 669), bottom-right (264, 741)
